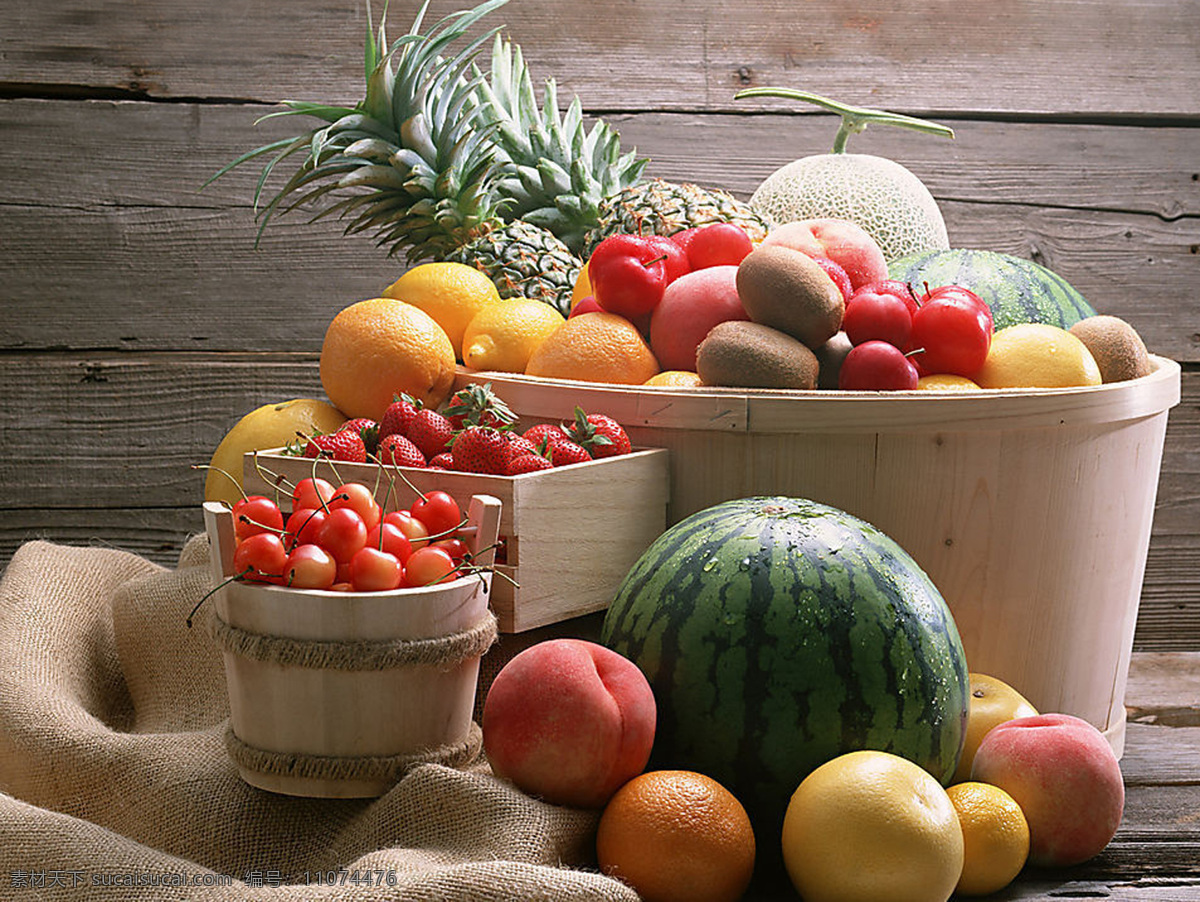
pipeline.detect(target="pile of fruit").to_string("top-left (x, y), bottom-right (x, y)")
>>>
top-left (480, 497), bottom-right (1127, 902)
top-left (214, 2), bottom-right (1155, 396)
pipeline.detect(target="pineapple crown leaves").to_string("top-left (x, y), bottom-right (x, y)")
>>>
top-left (471, 35), bottom-right (648, 254)
top-left (206, 0), bottom-right (517, 258)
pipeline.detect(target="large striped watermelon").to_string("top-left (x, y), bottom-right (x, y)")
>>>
top-left (601, 496), bottom-right (969, 834)
top-left (888, 248), bottom-right (1097, 330)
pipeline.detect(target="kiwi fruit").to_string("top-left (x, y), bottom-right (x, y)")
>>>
top-left (735, 244), bottom-right (844, 350)
top-left (814, 331), bottom-right (853, 389)
top-left (1068, 315), bottom-right (1153, 383)
top-left (696, 320), bottom-right (819, 389)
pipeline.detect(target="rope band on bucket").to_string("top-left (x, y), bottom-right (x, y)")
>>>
top-left (208, 611), bottom-right (499, 672)
top-left (224, 722), bottom-right (484, 784)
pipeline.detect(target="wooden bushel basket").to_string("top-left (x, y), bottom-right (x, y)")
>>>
top-left (455, 357), bottom-right (1182, 756)
top-left (202, 494), bottom-right (502, 798)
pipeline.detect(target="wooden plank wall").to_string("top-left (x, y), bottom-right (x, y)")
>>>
top-left (2, 0), bottom-right (1198, 648)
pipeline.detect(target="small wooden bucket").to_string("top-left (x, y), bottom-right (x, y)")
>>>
top-left (455, 357), bottom-right (1181, 756)
top-left (202, 494), bottom-right (502, 798)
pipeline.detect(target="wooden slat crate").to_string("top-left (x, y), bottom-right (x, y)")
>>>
top-left (242, 447), bottom-right (670, 633)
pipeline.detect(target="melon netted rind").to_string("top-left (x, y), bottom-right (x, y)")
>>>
top-left (749, 153), bottom-right (949, 262)
top-left (888, 248), bottom-right (1098, 330)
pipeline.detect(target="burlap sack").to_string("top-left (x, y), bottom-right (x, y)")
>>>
top-left (0, 538), bottom-right (638, 901)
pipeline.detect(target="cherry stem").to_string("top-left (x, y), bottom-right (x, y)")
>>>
top-left (186, 567), bottom-right (252, 628)
top-left (643, 253), bottom-right (668, 268)
top-left (191, 464), bottom-right (249, 504)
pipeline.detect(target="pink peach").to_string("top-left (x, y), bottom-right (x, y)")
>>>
top-left (649, 265), bottom-right (749, 371)
top-left (481, 638), bottom-right (656, 808)
top-left (760, 218), bottom-right (888, 292)
top-left (971, 713), bottom-right (1124, 867)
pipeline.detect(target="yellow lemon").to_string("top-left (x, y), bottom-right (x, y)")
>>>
top-left (204, 399), bottom-right (346, 507)
top-left (947, 782), bottom-right (1030, 896)
top-left (570, 261), bottom-right (592, 310)
top-left (781, 750), bottom-right (964, 902)
top-left (382, 262), bottom-right (501, 359)
top-left (461, 299), bottom-right (565, 373)
top-left (954, 673), bottom-right (1039, 784)
top-left (917, 373), bottom-right (981, 391)
top-left (975, 323), bottom-right (1102, 389)
top-left (644, 370), bottom-right (703, 388)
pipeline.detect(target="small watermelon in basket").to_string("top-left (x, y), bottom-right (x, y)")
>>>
top-left (601, 496), bottom-right (970, 838)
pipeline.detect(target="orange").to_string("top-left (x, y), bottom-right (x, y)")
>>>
top-left (596, 770), bottom-right (756, 902)
top-left (947, 782), bottom-right (1030, 896)
top-left (319, 298), bottom-right (456, 421)
top-left (381, 261), bottom-right (501, 360)
top-left (644, 370), bottom-right (703, 388)
top-left (781, 750), bottom-right (963, 902)
top-left (525, 312), bottom-right (660, 385)
top-left (954, 673), bottom-right (1039, 784)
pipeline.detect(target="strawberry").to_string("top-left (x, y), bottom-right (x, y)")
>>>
top-left (377, 433), bottom-right (426, 468)
top-left (523, 423), bottom-right (569, 452)
top-left (407, 408), bottom-right (454, 460)
top-left (546, 438), bottom-right (591, 467)
top-left (506, 432), bottom-right (543, 459)
top-left (379, 396), bottom-right (418, 440)
top-left (451, 426), bottom-right (512, 475)
top-left (565, 407), bottom-right (632, 459)
top-left (338, 417), bottom-right (379, 455)
top-left (507, 453), bottom-right (554, 475)
top-left (300, 430), bottom-right (366, 463)
top-left (428, 451), bottom-right (455, 470)
top-left (443, 383), bottom-right (518, 430)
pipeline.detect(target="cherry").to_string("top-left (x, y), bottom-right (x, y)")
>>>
top-left (403, 545), bottom-right (459, 587)
top-left (410, 490), bottom-right (462, 538)
top-left (328, 482), bottom-right (381, 531)
top-left (366, 521), bottom-right (414, 565)
top-left (233, 496), bottom-right (284, 541)
top-left (317, 507), bottom-right (369, 563)
top-left (232, 532), bottom-right (288, 583)
top-left (349, 547), bottom-right (403, 592)
top-left (291, 476), bottom-right (336, 511)
top-left (284, 544), bottom-right (337, 590)
top-left (838, 341), bottom-right (920, 391)
top-left (384, 510), bottom-right (430, 550)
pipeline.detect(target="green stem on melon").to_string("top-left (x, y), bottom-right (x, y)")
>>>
top-left (734, 88), bottom-right (954, 153)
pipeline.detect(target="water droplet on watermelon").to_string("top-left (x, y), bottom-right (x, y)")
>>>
top-left (702, 558), bottom-right (720, 572)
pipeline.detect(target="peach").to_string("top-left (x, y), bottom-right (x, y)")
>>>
top-left (953, 672), bottom-right (1039, 784)
top-left (649, 265), bottom-right (749, 371)
top-left (971, 713), bottom-right (1124, 867)
top-left (481, 638), bottom-right (656, 808)
top-left (760, 218), bottom-right (888, 292)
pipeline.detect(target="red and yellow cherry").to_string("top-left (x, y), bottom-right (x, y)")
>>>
top-left (284, 543), bottom-right (337, 590)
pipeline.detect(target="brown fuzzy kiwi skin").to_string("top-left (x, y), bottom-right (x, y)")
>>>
top-left (1068, 315), bottom-right (1153, 383)
top-left (814, 331), bottom-right (853, 390)
top-left (735, 245), bottom-right (845, 350)
top-left (696, 320), bottom-right (820, 389)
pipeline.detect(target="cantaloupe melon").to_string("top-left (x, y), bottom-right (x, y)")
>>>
top-left (738, 89), bottom-right (954, 261)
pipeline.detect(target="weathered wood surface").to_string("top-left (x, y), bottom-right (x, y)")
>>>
top-left (1, 0), bottom-right (1197, 657)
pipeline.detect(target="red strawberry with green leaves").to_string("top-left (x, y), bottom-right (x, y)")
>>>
top-left (338, 417), bottom-right (379, 455)
top-left (546, 438), bottom-right (591, 467)
top-left (507, 453), bottom-right (554, 475)
top-left (451, 426), bottom-right (512, 475)
top-left (299, 430), bottom-right (366, 463)
top-left (565, 407), bottom-right (632, 459)
top-left (376, 433), bottom-right (425, 468)
top-left (407, 408), bottom-right (454, 460)
top-left (379, 395), bottom-right (418, 440)
top-left (506, 432), bottom-right (543, 459)
top-left (443, 382), bottom-right (518, 430)
top-left (523, 423), bottom-right (569, 453)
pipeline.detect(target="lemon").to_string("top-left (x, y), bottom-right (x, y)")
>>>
top-left (975, 323), bottom-right (1103, 389)
top-left (461, 299), bottom-right (566, 373)
top-left (644, 370), bottom-right (703, 388)
top-left (916, 374), bottom-right (981, 391)
top-left (204, 399), bottom-right (346, 507)
top-left (382, 262), bottom-right (501, 360)
top-left (947, 782), bottom-right (1030, 896)
top-left (781, 750), bottom-right (964, 902)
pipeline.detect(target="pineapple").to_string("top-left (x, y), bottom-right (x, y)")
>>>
top-left (582, 178), bottom-right (776, 258)
top-left (442, 220), bottom-right (579, 315)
